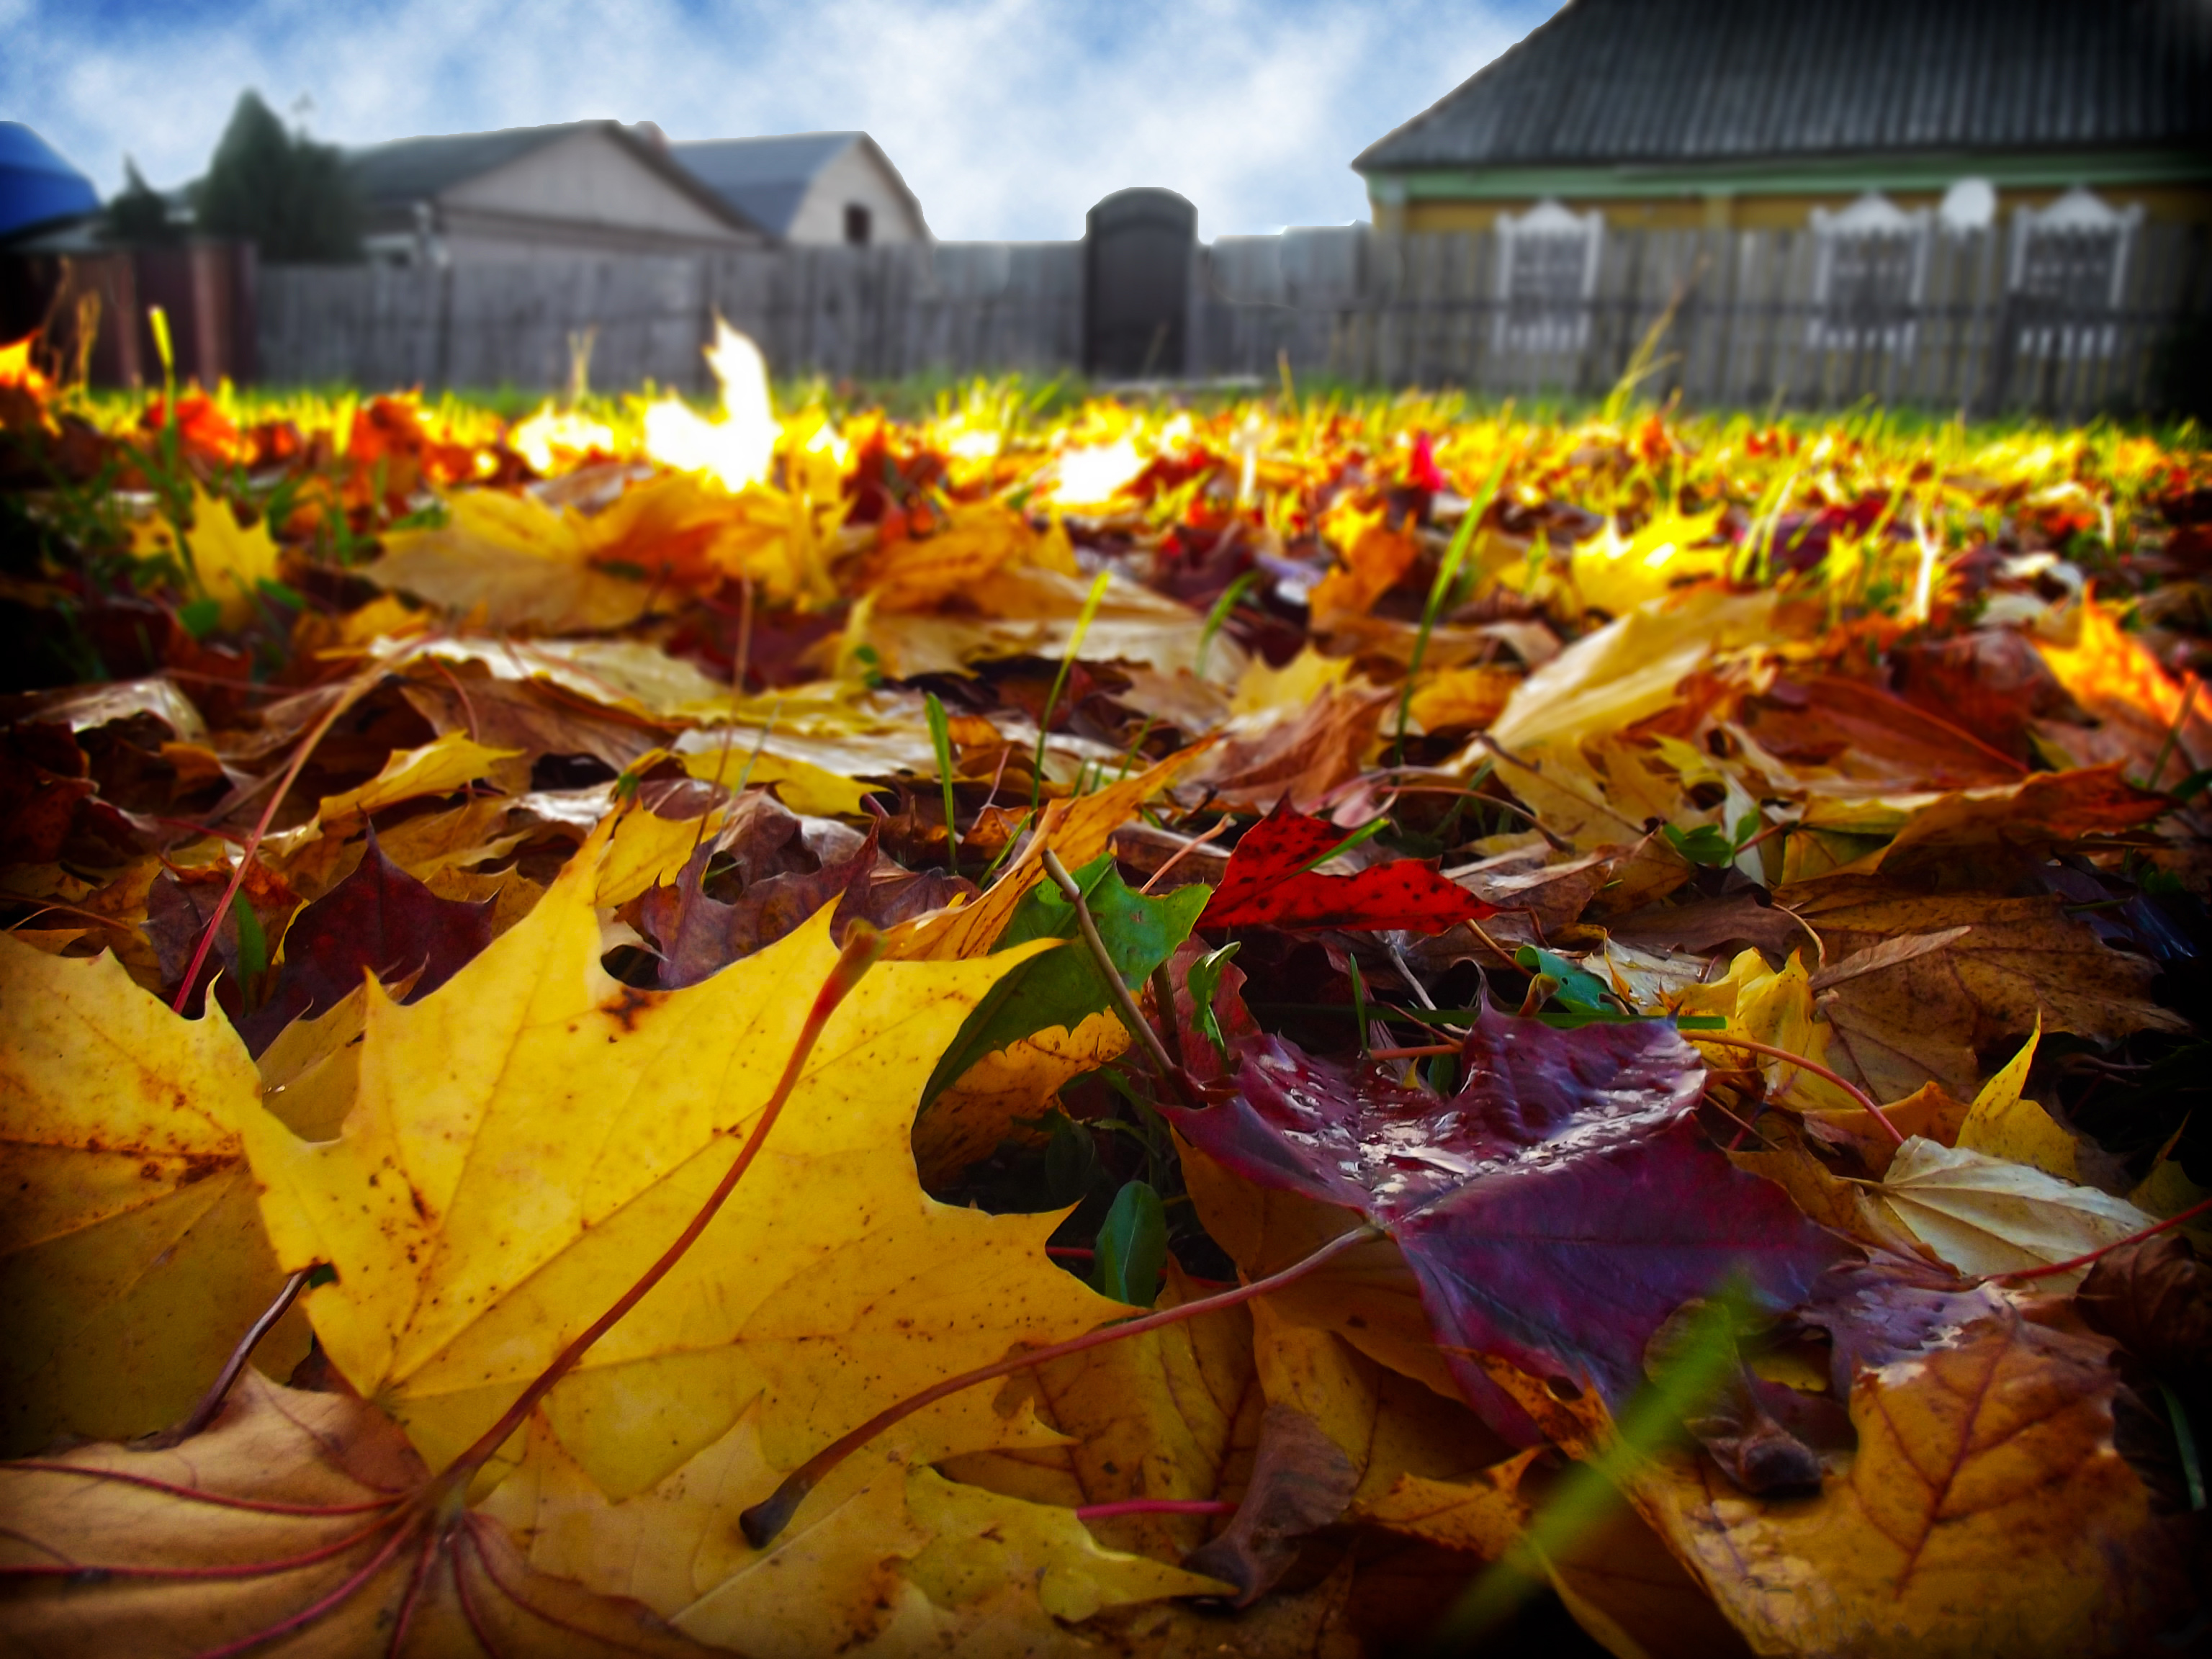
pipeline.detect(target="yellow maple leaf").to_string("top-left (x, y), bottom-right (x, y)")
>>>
top-left (0, 935), bottom-right (310, 1455)
top-left (485, 1390), bottom-right (1228, 1656)
top-left (856, 500), bottom-right (1039, 613)
top-left (184, 483), bottom-right (280, 630)
top-left (235, 817), bottom-right (1122, 1501)
top-left (1310, 498), bottom-right (1418, 624)
top-left (369, 491), bottom-right (662, 633)
top-left (314, 732), bottom-right (524, 824)
top-left (913, 1009), bottom-right (1129, 1189)
top-left (942, 1261), bottom-right (1262, 1563)
top-left (681, 743), bottom-right (878, 819)
top-left (1955, 1017), bottom-right (2079, 1180)
top-left (595, 796), bottom-right (724, 908)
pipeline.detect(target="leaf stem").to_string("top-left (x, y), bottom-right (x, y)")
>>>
top-left (1040, 848), bottom-right (1201, 1110)
top-left (1692, 1033), bottom-right (1902, 1146)
top-left (1984, 1192), bottom-right (2212, 1285)
top-left (165, 1267), bottom-right (311, 1444)
top-left (0, 1462), bottom-right (404, 1517)
top-left (1151, 962), bottom-right (1186, 1071)
top-left (438, 925), bottom-right (888, 1483)
top-left (739, 1221), bottom-right (1382, 1547)
top-left (171, 663), bottom-right (387, 1015)
top-left (1138, 813), bottom-right (1231, 894)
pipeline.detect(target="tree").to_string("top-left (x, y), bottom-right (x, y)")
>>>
top-left (195, 90), bottom-right (361, 264)
top-left (104, 158), bottom-right (179, 246)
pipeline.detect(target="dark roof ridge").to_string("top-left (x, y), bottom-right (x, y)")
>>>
top-left (1354, 0), bottom-right (2212, 176)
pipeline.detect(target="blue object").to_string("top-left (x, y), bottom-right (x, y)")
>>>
top-left (0, 122), bottom-right (101, 240)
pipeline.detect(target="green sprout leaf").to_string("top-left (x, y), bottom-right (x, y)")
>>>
top-left (924, 691), bottom-right (961, 868)
top-left (1663, 822), bottom-right (1739, 868)
top-left (1187, 941), bottom-right (1243, 1062)
top-left (1514, 944), bottom-right (1616, 1015)
top-left (1091, 1179), bottom-right (1167, 1307)
top-left (921, 853), bottom-right (1209, 1105)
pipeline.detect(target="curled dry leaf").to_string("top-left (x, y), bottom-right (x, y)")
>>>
top-left (0, 1370), bottom-right (718, 1658)
top-left (1778, 882), bottom-right (2188, 1102)
top-left (2074, 1234), bottom-right (2212, 1380)
top-left (1877, 1138), bottom-right (2157, 1286)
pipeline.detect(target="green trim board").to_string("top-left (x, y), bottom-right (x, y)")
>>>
top-left (1362, 149), bottom-right (2212, 203)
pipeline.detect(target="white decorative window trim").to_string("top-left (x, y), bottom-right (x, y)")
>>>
top-left (1807, 192), bottom-right (1930, 354)
top-left (1493, 198), bottom-right (1602, 354)
top-left (2008, 187), bottom-right (2141, 361)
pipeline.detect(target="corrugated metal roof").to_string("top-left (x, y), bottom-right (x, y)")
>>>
top-left (346, 125), bottom-right (582, 204)
top-left (671, 134), bottom-right (860, 237)
top-left (1356, 0), bottom-right (2212, 174)
top-left (345, 122), bottom-right (763, 235)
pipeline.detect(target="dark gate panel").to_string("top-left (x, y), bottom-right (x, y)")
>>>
top-left (1084, 189), bottom-right (1195, 378)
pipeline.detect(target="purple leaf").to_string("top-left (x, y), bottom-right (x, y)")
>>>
top-left (234, 829), bottom-right (493, 1054)
top-left (1169, 1010), bottom-right (1843, 1442)
top-left (642, 822), bottom-right (881, 989)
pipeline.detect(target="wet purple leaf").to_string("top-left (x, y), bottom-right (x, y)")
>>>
top-left (1170, 1009), bottom-right (1844, 1442)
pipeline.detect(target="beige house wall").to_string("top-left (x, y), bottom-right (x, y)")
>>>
top-left (785, 143), bottom-right (929, 245)
top-left (436, 130), bottom-right (755, 261)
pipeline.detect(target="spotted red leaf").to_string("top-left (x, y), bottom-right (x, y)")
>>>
top-left (1168, 1010), bottom-right (1843, 1442)
top-left (1198, 802), bottom-right (1496, 932)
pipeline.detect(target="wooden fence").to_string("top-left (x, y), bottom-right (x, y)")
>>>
top-left (254, 222), bottom-right (2209, 418)
top-left (258, 243), bottom-right (1083, 396)
top-left (1192, 222), bottom-right (2211, 421)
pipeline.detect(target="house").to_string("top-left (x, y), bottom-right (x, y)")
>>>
top-left (673, 133), bottom-right (928, 246)
top-left (348, 121), bottom-right (767, 265)
top-left (1354, 0), bottom-right (2212, 354)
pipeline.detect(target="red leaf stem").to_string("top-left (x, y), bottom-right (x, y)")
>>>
top-left (739, 1221), bottom-right (1383, 1547)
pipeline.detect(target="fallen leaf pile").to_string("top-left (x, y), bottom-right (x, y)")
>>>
top-left (1, 325), bottom-right (2208, 1655)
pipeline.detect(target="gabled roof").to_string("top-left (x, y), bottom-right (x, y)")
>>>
top-left (673, 132), bottom-right (925, 239)
top-left (0, 122), bottom-right (101, 240)
top-left (1356, 0), bottom-right (2212, 176)
top-left (344, 120), bottom-right (763, 234)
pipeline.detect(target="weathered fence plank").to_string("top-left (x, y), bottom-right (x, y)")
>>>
top-left (256, 222), bottom-right (2208, 416)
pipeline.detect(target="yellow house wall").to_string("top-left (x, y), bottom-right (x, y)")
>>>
top-left (1392, 182), bottom-right (2212, 235)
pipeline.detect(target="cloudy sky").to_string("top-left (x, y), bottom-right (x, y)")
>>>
top-left (4, 0), bottom-right (1556, 240)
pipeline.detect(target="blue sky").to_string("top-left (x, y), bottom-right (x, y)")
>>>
top-left (2, 0), bottom-right (1558, 239)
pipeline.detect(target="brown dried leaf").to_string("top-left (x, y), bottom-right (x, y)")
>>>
top-left (0, 1371), bottom-right (716, 1658)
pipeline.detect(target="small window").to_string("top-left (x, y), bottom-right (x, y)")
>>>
top-left (1809, 194), bottom-right (1930, 353)
top-left (2009, 188), bottom-right (2140, 361)
top-left (1493, 199), bottom-right (1602, 354)
top-left (844, 204), bottom-right (872, 246)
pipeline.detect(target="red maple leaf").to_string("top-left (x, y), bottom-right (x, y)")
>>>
top-left (1199, 802), bottom-right (1496, 933)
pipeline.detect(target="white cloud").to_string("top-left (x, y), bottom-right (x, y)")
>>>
top-left (5, 0), bottom-right (1538, 239)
